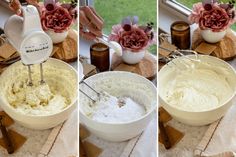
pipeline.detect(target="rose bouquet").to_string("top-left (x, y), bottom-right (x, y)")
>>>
top-left (40, 0), bottom-right (77, 33)
top-left (189, 0), bottom-right (236, 32)
top-left (108, 16), bottom-right (156, 52)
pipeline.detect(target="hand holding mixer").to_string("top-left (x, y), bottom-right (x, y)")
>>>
top-left (4, 5), bottom-right (53, 86)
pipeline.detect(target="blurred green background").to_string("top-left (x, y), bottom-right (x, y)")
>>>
top-left (176, 0), bottom-right (230, 9)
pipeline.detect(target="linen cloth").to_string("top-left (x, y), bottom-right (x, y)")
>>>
top-left (194, 103), bottom-right (236, 157)
top-left (120, 115), bottom-right (157, 157)
top-left (38, 108), bottom-right (78, 157)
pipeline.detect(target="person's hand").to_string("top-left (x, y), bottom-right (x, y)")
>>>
top-left (80, 6), bottom-right (104, 40)
top-left (9, 0), bottom-right (39, 15)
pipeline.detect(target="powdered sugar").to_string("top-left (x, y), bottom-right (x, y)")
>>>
top-left (91, 92), bottom-right (146, 123)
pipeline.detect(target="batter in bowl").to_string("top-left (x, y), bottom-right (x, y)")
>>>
top-left (0, 60), bottom-right (76, 116)
top-left (163, 60), bottom-right (234, 112)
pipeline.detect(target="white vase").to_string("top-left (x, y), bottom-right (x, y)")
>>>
top-left (122, 49), bottom-right (146, 64)
top-left (200, 29), bottom-right (226, 43)
top-left (46, 29), bottom-right (68, 44)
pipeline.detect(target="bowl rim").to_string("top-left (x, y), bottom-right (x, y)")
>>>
top-left (0, 58), bottom-right (78, 118)
top-left (79, 71), bottom-right (157, 125)
top-left (159, 54), bottom-right (236, 113)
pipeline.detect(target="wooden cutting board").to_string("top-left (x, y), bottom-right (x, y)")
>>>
top-left (111, 51), bottom-right (157, 80)
top-left (52, 29), bottom-right (78, 62)
top-left (192, 28), bottom-right (236, 60)
top-left (0, 64), bottom-right (8, 74)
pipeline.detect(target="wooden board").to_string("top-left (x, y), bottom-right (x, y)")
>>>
top-left (0, 64), bottom-right (7, 74)
top-left (0, 40), bottom-right (20, 65)
top-left (192, 28), bottom-right (236, 60)
top-left (52, 29), bottom-right (78, 62)
top-left (111, 52), bottom-right (157, 80)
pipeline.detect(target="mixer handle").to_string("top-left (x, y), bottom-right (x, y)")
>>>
top-left (22, 5), bottom-right (42, 34)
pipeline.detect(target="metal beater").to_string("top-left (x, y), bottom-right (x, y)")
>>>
top-left (79, 80), bottom-right (101, 102)
top-left (159, 46), bottom-right (201, 69)
top-left (159, 32), bottom-right (201, 69)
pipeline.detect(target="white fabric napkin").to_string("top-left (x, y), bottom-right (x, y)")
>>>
top-left (120, 115), bottom-right (157, 157)
top-left (38, 108), bottom-right (78, 157)
top-left (194, 102), bottom-right (236, 157)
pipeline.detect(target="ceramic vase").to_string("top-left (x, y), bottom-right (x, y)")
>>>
top-left (122, 49), bottom-right (146, 64)
top-left (46, 29), bottom-right (68, 44)
top-left (200, 29), bottom-right (226, 43)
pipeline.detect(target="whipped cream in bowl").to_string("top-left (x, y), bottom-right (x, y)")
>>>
top-left (159, 55), bottom-right (236, 126)
top-left (0, 58), bottom-right (77, 129)
top-left (80, 71), bottom-right (156, 141)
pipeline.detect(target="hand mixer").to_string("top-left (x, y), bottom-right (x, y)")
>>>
top-left (4, 5), bottom-right (53, 86)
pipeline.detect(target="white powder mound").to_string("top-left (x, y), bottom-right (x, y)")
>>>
top-left (91, 92), bottom-right (146, 123)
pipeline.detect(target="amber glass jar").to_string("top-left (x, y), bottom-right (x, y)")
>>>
top-left (90, 43), bottom-right (110, 72)
top-left (171, 21), bottom-right (190, 49)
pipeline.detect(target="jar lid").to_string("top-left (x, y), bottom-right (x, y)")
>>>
top-left (171, 21), bottom-right (190, 32)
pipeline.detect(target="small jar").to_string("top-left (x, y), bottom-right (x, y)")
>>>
top-left (90, 43), bottom-right (110, 72)
top-left (171, 21), bottom-right (190, 49)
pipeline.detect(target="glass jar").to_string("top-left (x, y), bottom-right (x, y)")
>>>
top-left (90, 43), bottom-right (110, 72)
top-left (171, 21), bottom-right (190, 49)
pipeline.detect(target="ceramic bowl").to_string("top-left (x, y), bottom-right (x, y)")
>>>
top-left (80, 71), bottom-right (157, 141)
top-left (0, 58), bottom-right (77, 130)
top-left (159, 55), bottom-right (236, 126)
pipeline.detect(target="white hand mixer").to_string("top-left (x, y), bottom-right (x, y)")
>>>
top-left (4, 5), bottom-right (53, 86)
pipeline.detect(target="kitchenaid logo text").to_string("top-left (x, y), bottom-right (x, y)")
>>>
top-left (25, 46), bottom-right (49, 53)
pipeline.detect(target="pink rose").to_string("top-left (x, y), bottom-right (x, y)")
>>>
top-left (119, 27), bottom-right (148, 52)
top-left (188, 2), bottom-right (204, 24)
top-left (199, 6), bottom-right (229, 32)
top-left (108, 24), bottom-right (123, 42)
top-left (41, 7), bottom-right (73, 33)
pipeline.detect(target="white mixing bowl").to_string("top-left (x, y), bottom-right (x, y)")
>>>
top-left (159, 55), bottom-right (236, 126)
top-left (0, 58), bottom-right (77, 130)
top-left (80, 71), bottom-right (157, 142)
